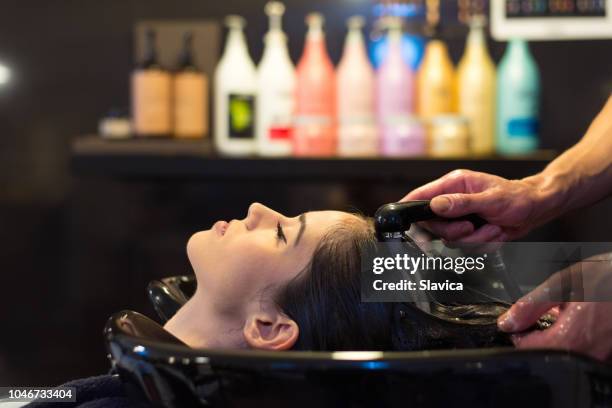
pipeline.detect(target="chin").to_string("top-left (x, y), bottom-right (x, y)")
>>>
top-left (187, 230), bottom-right (213, 270)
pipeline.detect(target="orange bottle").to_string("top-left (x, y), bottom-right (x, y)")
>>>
top-left (293, 13), bottom-right (336, 156)
top-left (417, 38), bottom-right (456, 118)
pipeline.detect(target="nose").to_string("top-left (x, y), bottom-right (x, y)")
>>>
top-left (245, 203), bottom-right (285, 230)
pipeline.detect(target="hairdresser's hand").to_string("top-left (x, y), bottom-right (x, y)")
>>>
top-left (401, 170), bottom-right (553, 243)
top-left (497, 254), bottom-right (612, 362)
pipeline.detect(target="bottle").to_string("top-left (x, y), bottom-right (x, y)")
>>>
top-left (293, 13), bottom-right (336, 157)
top-left (337, 16), bottom-right (377, 157)
top-left (418, 36), bottom-right (456, 118)
top-left (377, 17), bottom-right (423, 157)
top-left (496, 38), bottom-right (540, 155)
top-left (429, 115), bottom-right (470, 157)
top-left (214, 15), bottom-right (258, 156)
top-left (256, 2), bottom-right (295, 156)
top-left (131, 29), bottom-right (172, 137)
top-left (457, 16), bottom-right (496, 155)
top-left (370, 19), bottom-right (426, 71)
top-left (174, 32), bottom-right (208, 139)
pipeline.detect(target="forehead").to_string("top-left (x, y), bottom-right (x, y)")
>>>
top-left (302, 210), bottom-right (363, 237)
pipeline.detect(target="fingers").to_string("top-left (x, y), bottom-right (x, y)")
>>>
top-left (401, 169), bottom-right (474, 202)
top-left (498, 299), bottom-right (561, 333)
top-left (498, 260), bottom-right (592, 333)
top-left (430, 192), bottom-right (495, 218)
top-left (401, 180), bottom-right (453, 202)
top-left (420, 220), bottom-right (474, 241)
top-left (511, 326), bottom-right (557, 349)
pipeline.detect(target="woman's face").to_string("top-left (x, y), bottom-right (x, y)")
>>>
top-left (187, 203), bottom-right (357, 318)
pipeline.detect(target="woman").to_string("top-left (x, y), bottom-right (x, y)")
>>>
top-left (164, 202), bottom-right (514, 351)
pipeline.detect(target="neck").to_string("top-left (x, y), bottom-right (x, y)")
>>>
top-left (263, 31), bottom-right (289, 58)
top-left (164, 289), bottom-right (246, 349)
top-left (342, 29), bottom-right (367, 61)
top-left (387, 29), bottom-right (403, 61)
top-left (224, 29), bottom-right (249, 60)
top-left (466, 27), bottom-right (486, 56)
top-left (509, 39), bottom-right (528, 55)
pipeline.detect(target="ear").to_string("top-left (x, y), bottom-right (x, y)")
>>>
top-left (243, 310), bottom-right (299, 351)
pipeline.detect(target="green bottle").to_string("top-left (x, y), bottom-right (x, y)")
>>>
top-left (496, 39), bottom-right (541, 155)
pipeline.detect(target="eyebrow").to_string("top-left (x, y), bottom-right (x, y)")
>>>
top-left (294, 213), bottom-right (306, 247)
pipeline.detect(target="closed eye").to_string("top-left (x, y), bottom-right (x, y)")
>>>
top-left (276, 222), bottom-right (287, 244)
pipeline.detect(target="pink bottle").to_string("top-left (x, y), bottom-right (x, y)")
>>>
top-left (337, 16), bottom-right (377, 157)
top-left (293, 13), bottom-right (336, 156)
top-left (376, 17), bottom-right (424, 157)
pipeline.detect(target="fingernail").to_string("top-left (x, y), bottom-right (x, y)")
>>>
top-left (433, 197), bottom-right (451, 213)
top-left (498, 312), bottom-right (515, 332)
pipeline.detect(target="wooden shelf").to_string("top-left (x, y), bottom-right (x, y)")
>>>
top-left (71, 136), bottom-right (556, 182)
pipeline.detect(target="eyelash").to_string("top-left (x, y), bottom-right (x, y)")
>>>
top-left (276, 221), bottom-right (287, 244)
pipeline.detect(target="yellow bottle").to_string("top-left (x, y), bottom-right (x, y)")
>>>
top-left (457, 16), bottom-right (496, 155)
top-left (417, 38), bottom-right (456, 118)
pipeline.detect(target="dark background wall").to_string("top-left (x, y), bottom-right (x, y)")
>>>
top-left (0, 0), bottom-right (611, 386)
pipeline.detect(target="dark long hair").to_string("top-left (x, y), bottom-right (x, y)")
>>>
top-left (274, 217), bottom-right (512, 351)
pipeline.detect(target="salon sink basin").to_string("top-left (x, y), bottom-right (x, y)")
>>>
top-left (147, 275), bottom-right (196, 323)
top-left (104, 276), bottom-right (612, 408)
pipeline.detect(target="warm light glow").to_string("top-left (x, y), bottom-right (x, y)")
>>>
top-left (0, 63), bottom-right (10, 85)
top-left (331, 351), bottom-right (384, 360)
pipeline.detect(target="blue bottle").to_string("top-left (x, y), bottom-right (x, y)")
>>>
top-left (496, 38), bottom-right (541, 155)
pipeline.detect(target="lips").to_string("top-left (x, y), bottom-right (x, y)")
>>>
top-left (213, 221), bottom-right (229, 237)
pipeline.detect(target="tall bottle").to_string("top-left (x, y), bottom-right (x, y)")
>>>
top-left (174, 32), bottom-right (208, 139)
top-left (418, 35), bottom-right (456, 118)
top-left (457, 16), bottom-right (496, 155)
top-left (256, 2), bottom-right (295, 156)
top-left (377, 17), bottom-right (423, 156)
top-left (293, 13), bottom-right (336, 156)
top-left (496, 38), bottom-right (540, 155)
top-left (131, 29), bottom-right (172, 137)
top-left (337, 16), bottom-right (377, 157)
top-left (214, 15), bottom-right (258, 156)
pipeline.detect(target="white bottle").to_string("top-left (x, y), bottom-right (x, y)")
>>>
top-left (256, 2), bottom-right (296, 156)
top-left (215, 15), bottom-right (258, 156)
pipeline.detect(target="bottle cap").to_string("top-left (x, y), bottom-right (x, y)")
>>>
top-left (265, 1), bottom-right (285, 31)
top-left (347, 15), bottom-right (365, 31)
top-left (225, 15), bottom-right (246, 30)
top-left (424, 22), bottom-right (442, 39)
top-left (469, 14), bottom-right (487, 29)
top-left (179, 31), bottom-right (197, 69)
top-left (306, 12), bottom-right (324, 30)
top-left (382, 16), bottom-right (403, 32)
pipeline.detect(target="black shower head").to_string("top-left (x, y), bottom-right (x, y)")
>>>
top-left (374, 200), bottom-right (486, 242)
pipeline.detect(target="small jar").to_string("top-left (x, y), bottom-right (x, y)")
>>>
top-left (380, 115), bottom-right (426, 157)
top-left (429, 115), bottom-right (470, 157)
top-left (99, 109), bottom-right (132, 140)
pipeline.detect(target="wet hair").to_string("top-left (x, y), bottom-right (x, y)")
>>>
top-left (274, 217), bottom-right (512, 351)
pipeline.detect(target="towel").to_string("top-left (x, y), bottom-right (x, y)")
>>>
top-left (25, 374), bottom-right (150, 408)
